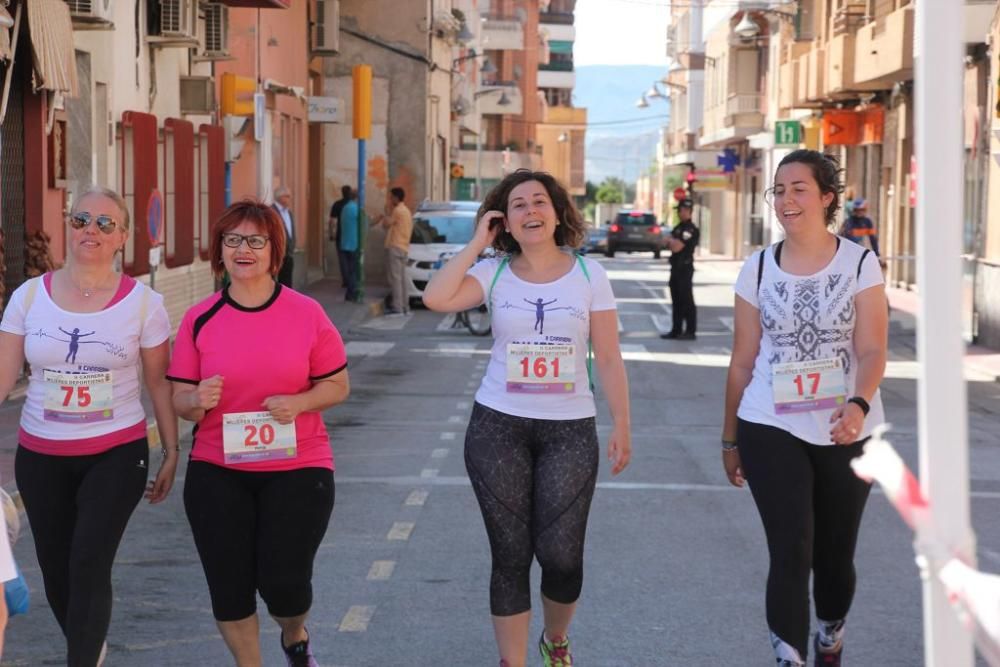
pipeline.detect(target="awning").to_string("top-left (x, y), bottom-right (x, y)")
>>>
top-left (0, 5), bottom-right (14, 62)
top-left (27, 0), bottom-right (78, 97)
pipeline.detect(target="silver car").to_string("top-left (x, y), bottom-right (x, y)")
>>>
top-left (406, 201), bottom-right (481, 303)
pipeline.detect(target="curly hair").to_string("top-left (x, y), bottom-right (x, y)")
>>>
top-left (770, 150), bottom-right (845, 227)
top-left (478, 169), bottom-right (586, 254)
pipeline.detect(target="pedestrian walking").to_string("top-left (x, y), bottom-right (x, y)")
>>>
top-left (662, 197), bottom-right (699, 340)
top-left (329, 184), bottom-right (353, 291)
top-left (423, 169), bottom-right (632, 667)
top-left (840, 198), bottom-right (886, 267)
top-left (373, 187), bottom-right (413, 314)
top-left (168, 199), bottom-right (349, 667)
top-left (273, 186), bottom-right (297, 288)
top-left (338, 190), bottom-right (361, 302)
top-left (0, 186), bottom-right (179, 666)
top-left (722, 150), bottom-right (888, 666)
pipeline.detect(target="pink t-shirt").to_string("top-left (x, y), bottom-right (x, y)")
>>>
top-left (167, 285), bottom-right (347, 472)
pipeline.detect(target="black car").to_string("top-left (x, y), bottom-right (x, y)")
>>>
top-left (605, 211), bottom-right (666, 258)
top-left (578, 227), bottom-right (608, 255)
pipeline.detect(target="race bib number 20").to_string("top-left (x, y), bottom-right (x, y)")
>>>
top-left (222, 411), bottom-right (297, 464)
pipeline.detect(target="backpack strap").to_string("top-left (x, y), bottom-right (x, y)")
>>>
top-left (21, 276), bottom-right (40, 316)
top-left (137, 282), bottom-right (150, 342)
top-left (486, 257), bottom-right (510, 313)
top-left (858, 249), bottom-right (871, 279)
top-left (756, 249), bottom-right (766, 292)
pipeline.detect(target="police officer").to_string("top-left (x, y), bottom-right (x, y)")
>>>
top-left (662, 198), bottom-right (699, 340)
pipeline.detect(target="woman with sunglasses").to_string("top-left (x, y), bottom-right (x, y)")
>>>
top-left (168, 199), bottom-right (349, 666)
top-left (0, 187), bottom-right (178, 665)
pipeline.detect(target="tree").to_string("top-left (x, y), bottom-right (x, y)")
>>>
top-left (595, 177), bottom-right (634, 204)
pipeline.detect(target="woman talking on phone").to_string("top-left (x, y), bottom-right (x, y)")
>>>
top-left (423, 169), bottom-right (631, 667)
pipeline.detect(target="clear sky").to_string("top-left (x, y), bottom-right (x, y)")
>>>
top-left (573, 0), bottom-right (671, 67)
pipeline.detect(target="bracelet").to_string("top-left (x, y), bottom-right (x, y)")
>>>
top-left (847, 396), bottom-right (870, 416)
top-left (721, 440), bottom-right (738, 451)
top-left (161, 444), bottom-right (181, 455)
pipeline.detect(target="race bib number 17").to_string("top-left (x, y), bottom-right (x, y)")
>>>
top-left (772, 358), bottom-right (847, 414)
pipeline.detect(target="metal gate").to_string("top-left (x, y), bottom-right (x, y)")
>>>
top-left (0, 59), bottom-right (26, 308)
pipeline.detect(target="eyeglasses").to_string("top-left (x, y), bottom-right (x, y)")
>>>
top-left (221, 232), bottom-right (270, 249)
top-left (69, 212), bottom-right (119, 234)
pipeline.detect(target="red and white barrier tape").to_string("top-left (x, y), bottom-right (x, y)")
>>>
top-left (851, 426), bottom-right (1000, 665)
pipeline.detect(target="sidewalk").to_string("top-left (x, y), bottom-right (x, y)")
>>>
top-left (886, 285), bottom-right (1000, 383)
top-left (0, 278), bottom-right (388, 488)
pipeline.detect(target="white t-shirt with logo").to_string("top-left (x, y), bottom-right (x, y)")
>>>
top-left (734, 238), bottom-right (885, 445)
top-left (0, 278), bottom-right (170, 452)
top-left (467, 253), bottom-right (617, 420)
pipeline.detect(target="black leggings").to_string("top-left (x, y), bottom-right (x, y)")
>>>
top-left (464, 402), bottom-right (599, 616)
top-left (15, 439), bottom-right (148, 667)
top-left (183, 461), bottom-right (334, 622)
top-left (737, 419), bottom-right (872, 658)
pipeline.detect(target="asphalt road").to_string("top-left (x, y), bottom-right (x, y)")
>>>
top-left (3, 254), bottom-right (999, 666)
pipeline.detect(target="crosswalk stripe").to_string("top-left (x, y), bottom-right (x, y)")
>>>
top-left (345, 342), bottom-right (395, 357)
top-left (405, 490), bottom-right (428, 506)
top-left (367, 560), bottom-right (396, 581)
top-left (339, 605), bottom-right (376, 632)
top-left (387, 521), bottom-right (415, 540)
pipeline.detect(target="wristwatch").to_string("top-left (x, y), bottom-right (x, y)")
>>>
top-left (847, 396), bottom-right (870, 416)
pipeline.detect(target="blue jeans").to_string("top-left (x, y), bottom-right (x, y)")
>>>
top-left (338, 248), bottom-right (359, 299)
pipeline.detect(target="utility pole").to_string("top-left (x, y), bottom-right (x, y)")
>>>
top-left (914, 3), bottom-right (975, 665)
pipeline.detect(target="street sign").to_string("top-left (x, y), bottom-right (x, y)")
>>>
top-left (147, 189), bottom-right (163, 246)
top-left (673, 187), bottom-right (687, 202)
top-left (775, 120), bottom-right (801, 146)
top-left (307, 96), bottom-right (342, 123)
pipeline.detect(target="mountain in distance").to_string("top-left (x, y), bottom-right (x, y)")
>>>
top-left (572, 65), bottom-right (670, 184)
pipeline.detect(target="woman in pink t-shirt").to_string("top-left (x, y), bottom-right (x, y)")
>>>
top-left (168, 199), bottom-right (349, 666)
top-left (0, 187), bottom-right (179, 666)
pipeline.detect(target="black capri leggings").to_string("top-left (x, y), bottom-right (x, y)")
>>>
top-left (737, 418), bottom-right (872, 658)
top-left (15, 438), bottom-right (149, 667)
top-left (464, 402), bottom-right (599, 617)
top-left (183, 461), bottom-right (335, 622)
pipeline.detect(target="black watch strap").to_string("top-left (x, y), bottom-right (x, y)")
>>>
top-left (847, 396), bottom-right (870, 416)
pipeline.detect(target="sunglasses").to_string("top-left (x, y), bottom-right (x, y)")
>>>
top-left (69, 212), bottom-right (119, 234)
top-left (221, 232), bottom-right (270, 250)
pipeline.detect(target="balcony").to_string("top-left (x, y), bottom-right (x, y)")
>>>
top-left (539, 11), bottom-right (574, 25)
top-left (806, 45), bottom-right (825, 101)
top-left (726, 94), bottom-right (762, 117)
top-left (477, 82), bottom-right (523, 115)
top-left (537, 69), bottom-right (575, 89)
top-left (779, 60), bottom-right (799, 110)
top-left (539, 60), bottom-right (574, 72)
top-left (965, 1), bottom-right (995, 43)
top-left (457, 149), bottom-right (540, 181)
top-left (482, 15), bottom-right (524, 50)
top-left (854, 5), bottom-right (914, 87)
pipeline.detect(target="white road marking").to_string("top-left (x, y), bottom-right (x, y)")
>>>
top-left (344, 341), bottom-right (395, 357)
top-left (367, 560), bottom-right (396, 581)
top-left (339, 605), bottom-right (376, 632)
top-left (338, 475), bottom-right (1000, 500)
top-left (361, 314), bottom-right (412, 331)
top-left (447, 415), bottom-right (463, 423)
top-left (387, 522), bottom-right (415, 540)
top-left (431, 342), bottom-right (478, 358)
top-left (436, 314), bottom-right (461, 332)
top-left (719, 316), bottom-right (734, 331)
top-left (651, 314), bottom-right (673, 333)
top-left (457, 401), bottom-right (471, 410)
top-left (440, 432), bottom-right (457, 440)
top-left (431, 448), bottom-right (449, 459)
top-left (620, 343), bottom-right (648, 355)
top-left (405, 489), bottom-right (429, 506)
top-left (420, 468), bottom-right (439, 478)
top-left (617, 315), bottom-right (624, 333)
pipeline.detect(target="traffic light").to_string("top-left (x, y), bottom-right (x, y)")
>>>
top-left (352, 65), bottom-right (372, 139)
top-left (220, 72), bottom-right (256, 117)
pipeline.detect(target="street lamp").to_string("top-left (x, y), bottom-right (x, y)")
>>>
top-left (472, 87), bottom-right (511, 199)
top-left (452, 49), bottom-right (497, 74)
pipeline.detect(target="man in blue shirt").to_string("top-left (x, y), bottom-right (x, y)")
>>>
top-left (338, 190), bottom-right (361, 301)
top-left (840, 198), bottom-right (881, 257)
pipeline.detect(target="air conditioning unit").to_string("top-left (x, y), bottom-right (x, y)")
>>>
top-left (312, 0), bottom-right (340, 55)
top-left (156, 0), bottom-right (196, 42)
top-left (179, 76), bottom-right (215, 115)
top-left (65, 0), bottom-right (114, 28)
top-left (198, 2), bottom-right (230, 60)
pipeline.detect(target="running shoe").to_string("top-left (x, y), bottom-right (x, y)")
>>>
top-left (281, 630), bottom-right (319, 667)
top-left (813, 632), bottom-right (843, 666)
top-left (539, 631), bottom-right (573, 666)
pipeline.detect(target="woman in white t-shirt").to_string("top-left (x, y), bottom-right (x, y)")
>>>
top-left (722, 151), bottom-right (888, 666)
top-left (424, 169), bottom-right (631, 667)
top-left (0, 187), bottom-right (179, 666)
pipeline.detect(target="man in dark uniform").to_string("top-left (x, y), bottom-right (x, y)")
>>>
top-left (662, 198), bottom-right (700, 340)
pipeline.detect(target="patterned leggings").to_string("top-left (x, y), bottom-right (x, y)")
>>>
top-left (464, 402), bottom-right (599, 616)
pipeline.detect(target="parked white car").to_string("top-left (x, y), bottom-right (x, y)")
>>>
top-left (406, 201), bottom-right (482, 303)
